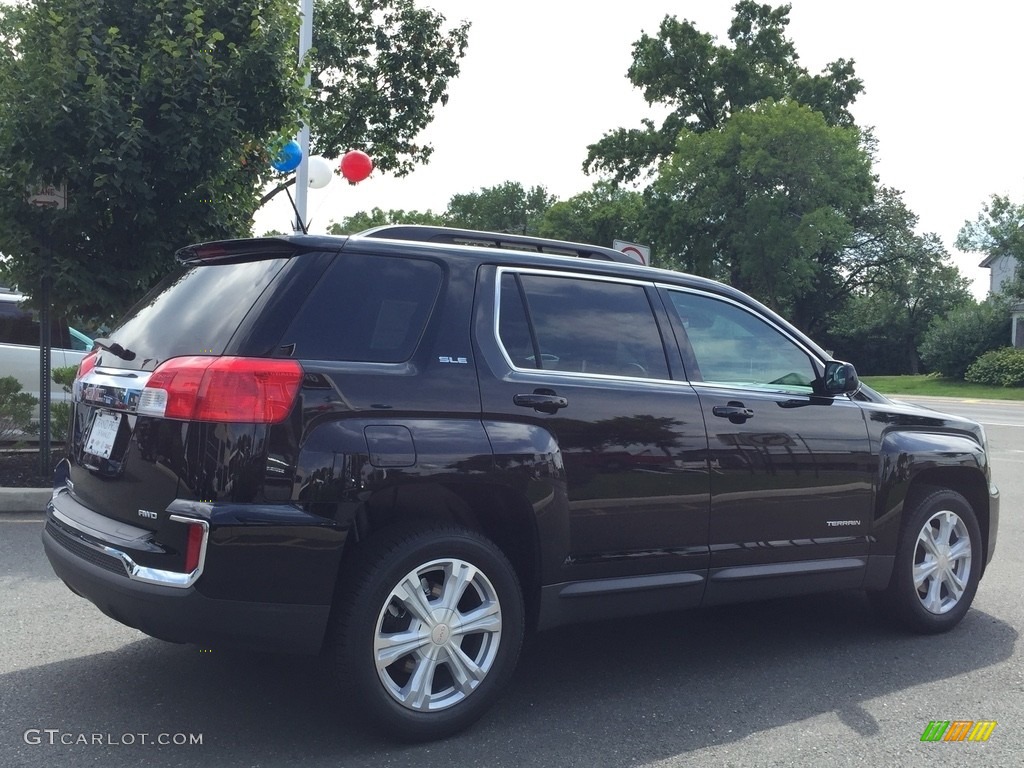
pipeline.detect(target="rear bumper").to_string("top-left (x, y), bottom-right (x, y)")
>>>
top-left (42, 494), bottom-right (338, 655)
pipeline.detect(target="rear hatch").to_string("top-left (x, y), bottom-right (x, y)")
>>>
top-left (63, 238), bottom-right (336, 532)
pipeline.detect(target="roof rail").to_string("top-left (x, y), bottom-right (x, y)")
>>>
top-left (356, 225), bottom-right (643, 265)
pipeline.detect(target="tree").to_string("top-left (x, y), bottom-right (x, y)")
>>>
top-left (956, 194), bottom-right (1024, 296)
top-left (445, 181), bottom-right (555, 235)
top-left (0, 0), bottom-right (470, 320)
top-left (309, 0), bottom-right (469, 175)
top-left (0, 0), bottom-right (304, 319)
top-left (327, 206), bottom-right (445, 234)
top-left (919, 299), bottom-right (1012, 380)
top-left (647, 99), bottom-right (873, 335)
top-left (538, 182), bottom-right (645, 248)
top-left (584, 1), bottom-right (863, 182)
top-left (826, 233), bottom-right (973, 374)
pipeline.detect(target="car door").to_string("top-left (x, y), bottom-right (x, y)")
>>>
top-left (474, 266), bottom-right (711, 621)
top-left (659, 287), bottom-right (875, 604)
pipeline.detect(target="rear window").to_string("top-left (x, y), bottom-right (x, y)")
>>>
top-left (108, 257), bottom-right (290, 366)
top-left (282, 253), bottom-right (443, 363)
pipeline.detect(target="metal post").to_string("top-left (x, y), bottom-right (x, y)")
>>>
top-left (38, 253), bottom-right (51, 477)
top-left (294, 0), bottom-right (314, 232)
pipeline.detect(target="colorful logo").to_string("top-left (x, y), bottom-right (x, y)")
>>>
top-left (921, 721), bottom-right (997, 742)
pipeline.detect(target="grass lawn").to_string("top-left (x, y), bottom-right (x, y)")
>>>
top-left (861, 375), bottom-right (1024, 401)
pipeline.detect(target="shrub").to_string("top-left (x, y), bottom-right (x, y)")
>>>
top-left (50, 365), bottom-right (79, 443)
top-left (919, 300), bottom-right (1011, 379)
top-left (965, 347), bottom-right (1024, 387)
top-left (0, 376), bottom-right (37, 442)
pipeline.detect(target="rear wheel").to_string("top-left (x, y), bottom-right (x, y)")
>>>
top-left (330, 525), bottom-right (524, 741)
top-left (873, 489), bottom-right (983, 634)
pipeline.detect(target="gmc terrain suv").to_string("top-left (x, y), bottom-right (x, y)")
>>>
top-left (43, 226), bottom-right (999, 740)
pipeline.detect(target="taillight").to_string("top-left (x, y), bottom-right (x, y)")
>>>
top-left (138, 357), bottom-right (303, 423)
top-left (170, 515), bottom-right (209, 575)
top-left (183, 521), bottom-right (205, 573)
top-left (76, 350), bottom-right (98, 380)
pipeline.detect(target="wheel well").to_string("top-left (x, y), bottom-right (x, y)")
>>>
top-left (353, 482), bottom-right (541, 621)
top-left (906, 467), bottom-right (991, 566)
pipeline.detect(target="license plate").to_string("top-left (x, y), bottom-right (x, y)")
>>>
top-left (85, 411), bottom-right (122, 459)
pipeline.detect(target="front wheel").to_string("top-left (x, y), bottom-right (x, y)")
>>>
top-left (873, 488), bottom-right (983, 634)
top-left (329, 525), bottom-right (524, 741)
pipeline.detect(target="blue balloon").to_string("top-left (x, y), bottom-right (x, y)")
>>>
top-left (271, 140), bottom-right (302, 173)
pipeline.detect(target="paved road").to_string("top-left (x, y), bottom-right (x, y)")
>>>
top-left (1, 405), bottom-right (1020, 767)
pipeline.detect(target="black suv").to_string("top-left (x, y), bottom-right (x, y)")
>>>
top-left (43, 226), bottom-right (999, 740)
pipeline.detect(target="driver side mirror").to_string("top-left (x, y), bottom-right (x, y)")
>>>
top-left (819, 361), bottom-right (860, 396)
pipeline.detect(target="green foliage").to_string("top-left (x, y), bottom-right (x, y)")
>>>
top-left (309, 0), bottom-right (469, 176)
top-left (327, 206), bottom-right (445, 235)
top-left (0, 0), bottom-right (470, 322)
top-left (964, 347), bottom-right (1024, 387)
top-left (956, 193), bottom-right (1024, 297)
top-left (0, 0), bottom-right (305, 320)
top-left (445, 181), bottom-right (555, 235)
top-left (0, 376), bottom-right (37, 442)
top-left (826, 221), bottom-right (973, 375)
top-left (585, 1), bottom-right (863, 182)
top-left (648, 99), bottom-right (873, 334)
top-left (50, 365), bottom-right (78, 442)
top-left (538, 182), bottom-right (645, 249)
top-left (919, 300), bottom-right (1011, 379)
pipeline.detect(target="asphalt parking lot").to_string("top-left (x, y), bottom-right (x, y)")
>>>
top-left (1, 398), bottom-right (1020, 767)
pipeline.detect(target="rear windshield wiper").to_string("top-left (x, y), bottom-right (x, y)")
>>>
top-left (93, 338), bottom-right (137, 361)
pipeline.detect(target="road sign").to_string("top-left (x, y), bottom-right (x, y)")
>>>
top-left (612, 239), bottom-right (651, 266)
top-left (27, 182), bottom-right (67, 210)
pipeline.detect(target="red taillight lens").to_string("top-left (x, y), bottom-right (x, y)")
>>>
top-left (76, 350), bottom-right (98, 380)
top-left (139, 357), bottom-right (303, 423)
top-left (183, 520), bottom-right (206, 573)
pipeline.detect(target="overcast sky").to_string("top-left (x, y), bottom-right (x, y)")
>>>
top-left (258, 0), bottom-right (1024, 297)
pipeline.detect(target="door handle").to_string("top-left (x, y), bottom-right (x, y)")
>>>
top-left (513, 391), bottom-right (568, 414)
top-left (712, 401), bottom-right (754, 424)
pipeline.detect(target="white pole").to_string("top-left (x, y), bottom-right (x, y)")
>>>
top-left (294, 0), bottom-right (313, 232)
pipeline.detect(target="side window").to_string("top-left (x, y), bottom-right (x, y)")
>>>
top-left (668, 290), bottom-right (816, 392)
top-left (285, 253), bottom-right (443, 363)
top-left (497, 271), bottom-right (670, 380)
top-left (0, 302), bottom-right (38, 346)
top-left (0, 301), bottom-right (71, 349)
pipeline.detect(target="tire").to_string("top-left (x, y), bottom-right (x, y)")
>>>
top-left (329, 525), bottom-right (524, 741)
top-left (873, 488), bottom-right (983, 634)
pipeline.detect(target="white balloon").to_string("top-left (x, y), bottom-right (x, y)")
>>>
top-left (307, 156), bottom-right (334, 189)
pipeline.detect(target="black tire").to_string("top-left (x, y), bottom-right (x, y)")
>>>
top-left (872, 488), bottom-right (983, 634)
top-left (328, 525), bottom-right (524, 741)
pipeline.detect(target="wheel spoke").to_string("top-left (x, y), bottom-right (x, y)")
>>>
top-left (918, 527), bottom-right (942, 559)
top-left (948, 537), bottom-right (971, 562)
top-left (438, 561), bottom-right (478, 614)
top-left (403, 646), bottom-right (442, 711)
top-left (453, 600), bottom-right (501, 637)
top-left (913, 557), bottom-right (939, 590)
top-left (942, 567), bottom-right (967, 603)
top-left (375, 627), bottom-right (431, 669)
top-left (935, 512), bottom-right (955, 549)
top-left (392, 574), bottom-right (436, 626)
top-left (922, 569), bottom-right (944, 613)
top-left (444, 642), bottom-right (486, 695)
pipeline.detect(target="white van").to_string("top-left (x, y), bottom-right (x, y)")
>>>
top-left (0, 289), bottom-right (92, 416)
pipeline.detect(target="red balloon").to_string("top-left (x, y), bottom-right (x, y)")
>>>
top-left (339, 150), bottom-right (373, 182)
